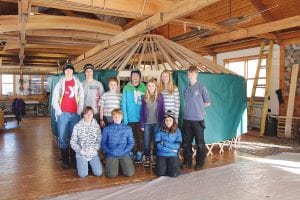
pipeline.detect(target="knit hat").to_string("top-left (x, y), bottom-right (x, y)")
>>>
top-left (164, 110), bottom-right (175, 120)
top-left (130, 68), bottom-right (141, 77)
top-left (63, 63), bottom-right (75, 73)
top-left (83, 63), bottom-right (94, 72)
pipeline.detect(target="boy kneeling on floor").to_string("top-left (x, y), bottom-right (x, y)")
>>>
top-left (101, 108), bottom-right (135, 178)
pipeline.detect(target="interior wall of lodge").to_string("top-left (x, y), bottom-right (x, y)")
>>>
top-left (204, 45), bottom-right (280, 116)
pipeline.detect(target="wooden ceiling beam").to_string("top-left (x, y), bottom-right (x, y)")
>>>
top-left (255, 33), bottom-right (278, 41)
top-left (28, 0), bottom-right (175, 19)
top-left (183, 15), bottom-right (300, 49)
top-left (26, 36), bottom-right (100, 46)
top-left (172, 18), bottom-right (235, 33)
top-left (0, 50), bottom-right (67, 58)
top-left (122, 19), bottom-right (143, 30)
top-left (18, 0), bottom-right (31, 69)
top-left (0, 15), bottom-right (123, 35)
top-left (74, 0), bottom-right (221, 69)
top-left (249, 0), bottom-right (274, 22)
top-left (0, 66), bottom-right (57, 75)
top-left (4, 41), bottom-right (93, 51)
top-left (26, 30), bottom-right (112, 41)
top-left (24, 48), bottom-right (81, 55)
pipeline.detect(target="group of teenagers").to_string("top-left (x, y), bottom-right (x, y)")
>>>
top-left (52, 63), bottom-right (210, 179)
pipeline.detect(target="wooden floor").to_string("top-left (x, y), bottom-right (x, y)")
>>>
top-left (0, 117), bottom-right (296, 200)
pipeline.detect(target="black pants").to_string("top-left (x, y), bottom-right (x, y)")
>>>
top-left (128, 122), bottom-right (144, 152)
top-left (182, 120), bottom-right (206, 166)
top-left (155, 156), bottom-right (180, 177)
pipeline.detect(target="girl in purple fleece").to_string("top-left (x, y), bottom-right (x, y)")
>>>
top-left (140, 78), bottom-right (165, 168)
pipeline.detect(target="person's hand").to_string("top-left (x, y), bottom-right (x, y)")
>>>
top-left (141, 128), bottom-right (144, 131)
top-left (100, 120), bottom-right (105, 128)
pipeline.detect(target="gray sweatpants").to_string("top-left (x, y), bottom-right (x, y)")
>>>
top-left (105, 155), bottom-right (135, 178)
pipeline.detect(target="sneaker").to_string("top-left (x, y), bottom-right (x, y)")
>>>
top-left (143, 157), bottom-right (150, 168)
top-left (135, 151), bottom-right (143, 163)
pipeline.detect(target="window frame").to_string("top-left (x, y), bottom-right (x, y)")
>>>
top-left (1, 74), bottom-right (15, 95)
top-left (224, 55), bottom-right (267, 98)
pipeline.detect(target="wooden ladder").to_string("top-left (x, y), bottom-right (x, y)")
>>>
top-left (248, 40), bottom-right (274, 136)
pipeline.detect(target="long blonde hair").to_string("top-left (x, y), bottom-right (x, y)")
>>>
top-left (159, 70), bottom-right (177, 94)
top-left (144, 78), bottom-right (159, 102)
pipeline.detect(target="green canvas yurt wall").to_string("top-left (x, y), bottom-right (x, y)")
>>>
top-left (49, 70), bottom-right (118, 136)
top-left (49, 69), bottom-right (247, 143)
top-left (173, 71), bottom-right (247, 143)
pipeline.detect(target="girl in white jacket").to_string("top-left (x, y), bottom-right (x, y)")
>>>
top-left (71, 106), bottom-right (102, 178)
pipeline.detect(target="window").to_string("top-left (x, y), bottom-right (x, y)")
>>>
top-left (225, 56), bottom-right (266, 97)
top-left (30, 75), bottom-right (42, 94)
top-left (1, 74), bottom-right (14, 95)
top-left (43, 75), bottom-right (50, 94)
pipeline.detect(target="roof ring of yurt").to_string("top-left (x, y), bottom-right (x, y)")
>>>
top-left (78, 34), bottom-right (233, 74)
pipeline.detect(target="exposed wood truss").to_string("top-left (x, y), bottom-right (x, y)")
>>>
top-left (172, 18), bottom-right (235, 33)
top-left (0, 0), bottom-right (300, 73)
top-left (74, 0), bottom-right (221, 69)
top-left (18, 0), bottom-right (31, 70)
top-left (77, 34), bottom-right (232, 74)
top-left (182, 15), bottom-right (300, 50)
top-left (0, 15), bottom-right (123, 35)
top-left (1, 0), bottom-right (177, 19)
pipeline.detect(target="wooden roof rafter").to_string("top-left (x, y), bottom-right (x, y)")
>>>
top-left (74, 0), bottom-right (222, 70)
top-left (183, 15), bottom-right (300, 50)
top-left (1, 0), bottom-right (177, 19)
top-left (18, 0), bottom-right (31, 74)
top-left (77, 34), bottom-right (232, 74)
top-left (0, 15), bottom-right (123, 35)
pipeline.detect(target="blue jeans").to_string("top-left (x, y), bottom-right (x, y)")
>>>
top-left (57, 112), bottom-right (80, 149)
top-left (76, 154), bottom-right (103, 178)
top-left (144, 123), bottom-right (159, 157)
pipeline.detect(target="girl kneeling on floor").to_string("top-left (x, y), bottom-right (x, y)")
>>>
top-left (155, 110), bottom-right (182, 177)
top-left (71, 106), bottom-right (103, 178)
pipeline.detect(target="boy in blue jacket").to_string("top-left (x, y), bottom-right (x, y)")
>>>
top-left (101, 108), bottom-right (135, 178)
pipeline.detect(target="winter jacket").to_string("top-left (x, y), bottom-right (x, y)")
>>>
top-left (70, 118), bottom-right (101, 161)
top-left (101, 123), bottom-right (135, 158)
top-left (140, 94), bottom-right (165, 128)
top-left (155, 128), bottom-right (182, 157)
top-left (121, 82), bottom-right (146, 124)
top-left (12, 98), bottom-right (26, 120)
top-left (52, 76), bottom-right (84, 120)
